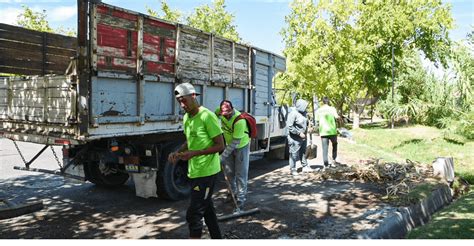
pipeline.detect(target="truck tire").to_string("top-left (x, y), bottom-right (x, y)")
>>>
top-left (156, 145), bottom-right (191, 200)
top-left (84, 161), bottom-right (130, 187)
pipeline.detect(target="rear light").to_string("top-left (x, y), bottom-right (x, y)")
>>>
top-left (62, 147), bottom-right (70, 158)
top-left (55, 139), bottom-right (71, 145)
top-left (110, 139), bottom-right (119, 152)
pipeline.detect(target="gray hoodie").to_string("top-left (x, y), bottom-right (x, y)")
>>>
top-left (287, 99), bottom-right (309, 141)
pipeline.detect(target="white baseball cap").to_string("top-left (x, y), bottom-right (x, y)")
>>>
top-left (174, 83), bottom-right (200, 98)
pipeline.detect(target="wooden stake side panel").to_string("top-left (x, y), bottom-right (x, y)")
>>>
top-left (95, 4), bottom-right (176, 76)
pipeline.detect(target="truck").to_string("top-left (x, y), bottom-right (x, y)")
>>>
top-left (0, 0), bottom-right (288, 201)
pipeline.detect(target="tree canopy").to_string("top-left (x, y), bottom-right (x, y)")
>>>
top-left (146, 0), bottom-right (183, 23)
top-left (186, 0), bottom-right (240, 42)
top-left (147, 0), bottom-right (241, 42)
top-left (16, 5), bottom-right (76, 36)
top-left (281, 0), bottom-right (454, 126)
top-left (16, 5), bottom-right (53, 33)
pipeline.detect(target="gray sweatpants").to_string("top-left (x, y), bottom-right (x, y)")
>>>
top-left (221, 143), bottom-right (250, 203)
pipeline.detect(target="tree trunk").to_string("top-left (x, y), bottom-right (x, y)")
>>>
top-left (353, 113), bottom-right (360, 129)
top-left (336, 101), bottom-right (344, 127)
top-left (370, 104), bottom-right (374, 123)
top-left (352, 104), bottom-right (364, 129)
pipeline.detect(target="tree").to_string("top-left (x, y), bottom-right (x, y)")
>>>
top-left (16, 5), bottom-right (53, 32)
top-left (281, 0), bottom-right (454, 128)
top-left (146, 0), bottom-right (241, 42)
top-left (376, 30), bottom-right (473, 138)
top-left (450, 30), bottom-right (474, 110)
top-left (186, 0), bottom-right (240, 42)
top-left (146, 0), bottom-right (182, 23)
top-left (16, 5), bottom-right (76, 36)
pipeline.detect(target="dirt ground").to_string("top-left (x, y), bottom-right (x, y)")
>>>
top-left (0, 137), bottom-right (395, 239)
top-left (215, 158), bottom-right (391, 239)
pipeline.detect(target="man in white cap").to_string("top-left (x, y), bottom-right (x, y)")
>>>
top-left (168, 82), bottom-right (225, 239)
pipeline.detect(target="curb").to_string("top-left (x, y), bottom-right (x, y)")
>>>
top-left (359, 184), bottom-right (453, 239)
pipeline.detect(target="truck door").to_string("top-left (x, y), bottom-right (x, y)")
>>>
top-left (251, 49), bottom-right (274, 118)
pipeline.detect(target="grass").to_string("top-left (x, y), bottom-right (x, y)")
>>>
top-left (341, 123), bottom-right (474, 184)
top-left (339, 122), bottom-right (474, 239)
top-left (407, 190), bottom-right (474, 239)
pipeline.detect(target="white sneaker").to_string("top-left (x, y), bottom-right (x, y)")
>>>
top-left (302, 166), bottom-right (314, 173)
top-left (291, 170), bottom-right (299, 176)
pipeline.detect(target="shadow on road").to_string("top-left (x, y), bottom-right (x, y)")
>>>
top-left (1, 153), bottom-right (387, 239)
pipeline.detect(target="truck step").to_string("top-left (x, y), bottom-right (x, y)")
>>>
top-left (0, 198), bottom-right (44, 220)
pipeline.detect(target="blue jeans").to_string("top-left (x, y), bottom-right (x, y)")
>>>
top-left (288, 136), bottom-right (308, 171)
top-left (221, 143), bottom-right (250, 203)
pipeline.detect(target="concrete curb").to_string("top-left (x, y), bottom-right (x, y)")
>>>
top-left (359, 184), bottom-right (453, 239)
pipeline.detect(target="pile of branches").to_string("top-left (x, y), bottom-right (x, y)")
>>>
top-left (317, 159), bottom-right (433, 197)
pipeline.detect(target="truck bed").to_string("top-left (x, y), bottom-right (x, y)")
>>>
top-left (0, 2), bottom-right (285, 146)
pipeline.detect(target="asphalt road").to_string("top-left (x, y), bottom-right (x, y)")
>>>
top-left (0, 137), bottom-right (389, 239)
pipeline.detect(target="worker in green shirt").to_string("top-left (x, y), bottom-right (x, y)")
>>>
top-left (168, 82), bottom-right (225, 239)
top-left (215, 100), bottom-right (250, 211)
top-left (315, 96), bottom-right (340, 168)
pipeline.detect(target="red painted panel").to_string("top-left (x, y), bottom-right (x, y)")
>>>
top-left (143, 43), bottom-right (160, 55)
top-left (112, 57), bottom-right (136, 68)
top-left (164, 38), bottom-right (176, 48)
top-left (113, 10), bottom-right (137, 21)
top-left (97, 24), bottom-right (138, 59)
top-left (97, 46), bottom-right (127, 57)
top-left (97, 24), bottom-right (128, 49)
top-left (142, 35), bottom-right (176, 64)
top-left (143, 33), bottom-right (161, 46)
top-left (96, 5), bottom-right (109, 14)
top-left (146, 61), bottom-right (174, 75)
top-left (163, 52), bottom-right (175, 64)
top-left (142, 47), bottom-right (175, 64)
top-left (95, 4), bottom-right (178, 74)
top-left (146, 18), bottom-right (175, 30)
top-left (97, 56), bottom-right (136, 72)
top-left (97, 56), bottom-right (106, 66)
top-left (96, 5), bottom-right (137, 21)
top-left (164, 38), bottom-right (176, 64)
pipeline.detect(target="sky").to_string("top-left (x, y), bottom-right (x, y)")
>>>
top-left (0, 0), bottom-right (472, 56)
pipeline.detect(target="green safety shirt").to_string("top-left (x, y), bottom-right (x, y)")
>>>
top-left (218, 109), bottom-right (250, 149)
top-left (315, 105), bottom-right (338, 136)
top-left (183, 106), bottom-right (223, 179)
